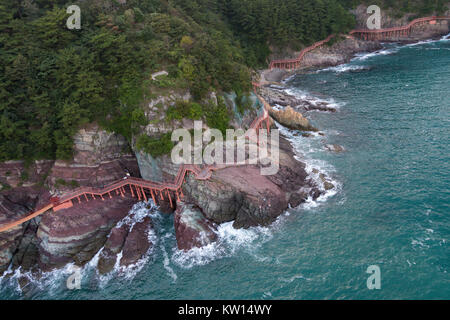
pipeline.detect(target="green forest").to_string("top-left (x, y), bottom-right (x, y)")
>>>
top-left (0, 0), bottom-right (447, 162)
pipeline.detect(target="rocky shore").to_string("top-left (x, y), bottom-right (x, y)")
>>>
top-left (1, 8), bottom-right (448, 290)
top-left (0, 87), bottom-right (330, 287)
top-left (262, 5), bottom-right (449, 83)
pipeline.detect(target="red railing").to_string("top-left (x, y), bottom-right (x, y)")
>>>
top-left (270, 16), bottom-right (450, 70)
top-left (0, 97), bottom-right (271, 233)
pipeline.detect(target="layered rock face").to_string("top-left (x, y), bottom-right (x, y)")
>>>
top-left (0, 123), bottom-right (141, 275)
top-left (0, 160), bottom-right (54, 190)
top-left (174, 203), bottom-right (218, 251)
top-left (37, 195), bottom-right (137, 271)
top-left (0, 188), bottom-right (49, 274)
top-left (48, 123), bottom-right (140, 191)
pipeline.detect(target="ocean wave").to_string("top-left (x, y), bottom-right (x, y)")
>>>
top-left (317, 64), bottom-right (370, 73)
top-left (171, 221), bottom-right (274, 269)
top-left (279, 274), bottom-right (311, 283)
top-left (284, 87), bottom-right (345, 110)
top-left (275, 122), bottom-right (342, 210)
top-left (97, 202), bottom-right (159, 283)
top-left (352, 47), bottom-right (399, 61)
top-left (0, 261), bottom-right (87, 297)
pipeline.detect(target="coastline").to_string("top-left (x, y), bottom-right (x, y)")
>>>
top-left (1, 25), bottom-right (450, 298)
top-left (255, 29), bottom-right (450, 220)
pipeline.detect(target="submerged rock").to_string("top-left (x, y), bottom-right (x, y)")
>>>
top-left (320, 174), bottom-right (335, 191)
top-left (174, 203), bottom-right (218, 251)
top-left (325, 144), bottom-right (345, 153)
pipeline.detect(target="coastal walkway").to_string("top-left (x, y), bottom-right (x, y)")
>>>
top-left (0, 101), bottom-right (271, 233)
top-left (269, 16), bottom-right (450, 70)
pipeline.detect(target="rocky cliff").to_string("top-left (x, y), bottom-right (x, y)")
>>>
top-left (0, 123), bottom-right (141, 276)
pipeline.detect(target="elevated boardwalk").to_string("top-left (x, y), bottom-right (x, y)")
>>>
top-left (270, 16), bottom-right (450, 70)
top-left (0, 103), bottom-right (270, 233)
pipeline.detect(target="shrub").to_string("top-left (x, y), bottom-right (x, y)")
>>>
top-left (136, 133), bottom-right (174, 157)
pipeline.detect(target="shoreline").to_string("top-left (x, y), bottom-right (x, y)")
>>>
top-left (255, 30), bottom-right (450, 217)
top-left (1, 32), bottom-right (449, 298)
top-left (261, 32), bottom-right (450, 84)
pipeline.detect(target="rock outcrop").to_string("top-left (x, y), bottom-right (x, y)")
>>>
top-left (182, 137), bottom-right (322, 229)
top-left (325, 144), bottom-right (345, 153)
top-left (261, 86), bottom-right (337, 113)
top-left (0, 187), bottom-right (48, 274)
top-left (0, 122), bottom-right (141, 275)
top-left (269, 106), bottom-right (318, 132)
top-left (174, 203), bottom-right (217, 250)
top-left (48, 123), bottom-right (140, 192)
top-left (97, 215), bottom-right (154, 274)
top-left (301, 37), bottom-right (382, 70)
top-left (119, 216), bottom-right (153, 267)
top-left (37, 195), bottom-right (137, 271)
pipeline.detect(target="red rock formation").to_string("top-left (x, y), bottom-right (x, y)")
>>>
top-left (174, 203), bottom-right (218, 251)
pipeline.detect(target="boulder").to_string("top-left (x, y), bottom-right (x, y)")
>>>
top-left (320, 173), bottom-right (335, 191)
top-left (268, 106), bottom-right (318, 132)
top-left (325, 144), bottom-right (345, 153)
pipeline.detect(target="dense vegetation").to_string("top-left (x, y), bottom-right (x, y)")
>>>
top-left (0, 0), bottom-right (445, 161)
top-left (341, 0), bottom-right (448, 17)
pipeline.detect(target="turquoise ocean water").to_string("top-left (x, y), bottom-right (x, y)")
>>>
top-left (1, 36), bottom-right (449, 300)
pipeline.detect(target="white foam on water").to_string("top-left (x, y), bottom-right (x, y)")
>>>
top-left (284, 87), bottom-right (345, 111)
top-left (317, 64), bottom-right (369, 74)
top-left (0, 261), bottom-right (88, 297)
top-left (405, 39), bottom-right (434, 47)
top-left (352, 47), bottom-right (399, 61)
top-left (160, 234), bottom-right (178, 282)
top-left (275, 121), bottom-right (342, 210)
top-left (280, 274), bottom-right (311, 283)
top-left (90, 201), bottom-right (160, 287)
top-left (171, 221), bottom-right (275, 269)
